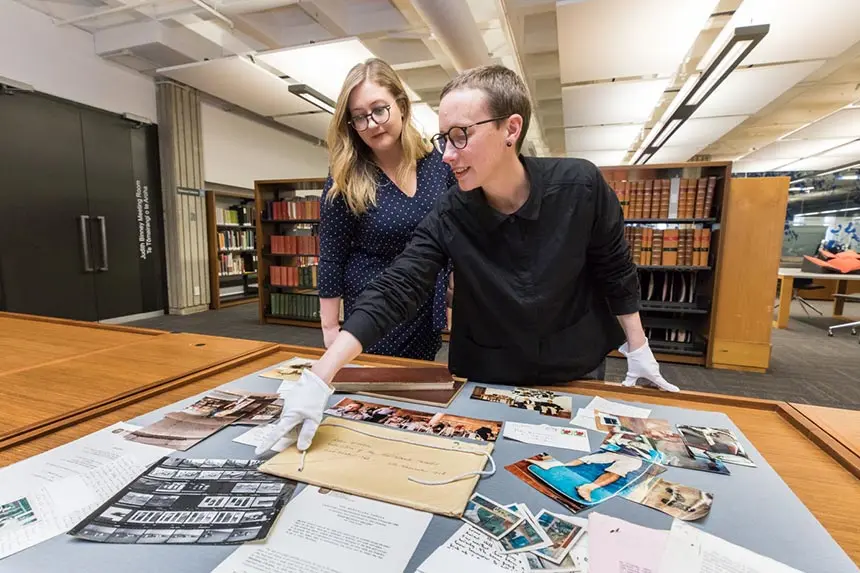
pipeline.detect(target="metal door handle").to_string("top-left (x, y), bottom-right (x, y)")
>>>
top-left (79, 215), bottom-right (93, 272)
top-left (96, 216), bottom-right (109, 271)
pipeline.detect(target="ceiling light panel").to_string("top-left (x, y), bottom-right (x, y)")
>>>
top-left (561, 79), bottom-right (669, 126)
top-left (565, 149), bottom-right (628, 166)
top-left (776, 156), bottom-right (855, 172)
top-left (410, 103), bottom-right (439, 138)
top-left (700, 0), bottom-right (860, 67)
top-left (556, 0), bottom-right (719, 83)
top-left (731, 159), bottom-right (790, 173)
top-left (564, 125), bottom-right (643, 152)
top-left (258, 38), bottom-right (376, 101)
top-left (786, 109), bottom-right (860, 140)
top-left (742, 138), bottom-right (856, 162)
top-left (157, 57), bottom-right (317, 116)
top-left (692, 61), bottom-right (823, 117)
top-left (275, 113), bottom-right (331, 140)
top-left (669, 116), bottom-right (749, 147)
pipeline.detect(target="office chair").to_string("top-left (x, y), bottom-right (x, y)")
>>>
top-left (774, 278), bottom-right (826, 317)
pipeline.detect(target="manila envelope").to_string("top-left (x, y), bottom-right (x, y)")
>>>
top-left (259, 417), bottom-right (494, 517)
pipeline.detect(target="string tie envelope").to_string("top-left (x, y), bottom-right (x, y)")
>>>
top-left (259, 417), bottom-right (496, 517)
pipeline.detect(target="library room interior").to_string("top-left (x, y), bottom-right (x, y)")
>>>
top-left (2, 0), bottom-right (860, 572)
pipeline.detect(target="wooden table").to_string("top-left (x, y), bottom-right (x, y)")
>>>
top-left (2, 342), bottom-right (858, 566)
top-left (775, 268), bottom-right (860, 328)
top-left (789, 403), bottom-right (860, 460)
top-left (0, 314), bottom-right (277, 451)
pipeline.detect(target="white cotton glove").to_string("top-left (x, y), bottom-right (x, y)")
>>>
top-left (254, 369), bottom-right (334, 456)
top-left (618, 339), bottom-right (680, 392)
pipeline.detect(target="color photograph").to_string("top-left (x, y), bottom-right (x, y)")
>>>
top-left (0, 498), bottom-right (37, 532)
top-left (325, 397), bottom-right (501, 441)
top-left (533, 510), bottom-right (585, 565)
top-left (677, 425), bottom-right (756, 467)
top-left (622, 476), bottom-right (714, 521)
top-left (499, 504), bottom-right (552, 554)
top-left (461, 493), bottom-right (523, 539)
top-left (506, 452), bottom-right (665, 513)
top-left (471, 386), bottom-right (573, 419)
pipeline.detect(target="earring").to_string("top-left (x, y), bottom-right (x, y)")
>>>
top-left (506, 141), bottom-right (513, 147)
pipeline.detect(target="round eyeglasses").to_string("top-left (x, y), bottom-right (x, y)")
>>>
top-left (349, 105), bottom-right (391, 132)
top-left (431, 116), bottom-right (508, 154)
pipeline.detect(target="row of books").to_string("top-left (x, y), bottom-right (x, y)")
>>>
top-left (608, 177), bottom-right (717, 220)
top-left (219, 253), bottom-right (258, 276)
top-left (270, 264), bottom-right (318, 288)
top-left (263, 197), bottom-right (321, 221)
top-left (639, 270), bottom-right (700, 305)
top-left (216, 205), bottom-right (255, 226)
top-left (625, 227), bottom-right (712, 267)
top-left (649, 328), bottom-right (695, 344)
top-left (270, 293), bottom-right (320, 320)
top-left (218, 229), bottom-right (254, 251)
top-left (272, 235), bottom-right (320, 255)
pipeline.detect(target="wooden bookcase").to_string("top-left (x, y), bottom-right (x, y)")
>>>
top-left (255, 178), bottom-right (328, 326)
top-left (206, 190), bottom-right (258, 310)
top-left (600, 161), bottom-right (732, 367)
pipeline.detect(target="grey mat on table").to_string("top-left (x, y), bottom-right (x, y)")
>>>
top-left (2, 365), bottom-right (855, 573)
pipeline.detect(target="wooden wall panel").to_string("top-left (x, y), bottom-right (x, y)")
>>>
top-left (157, 81), bottom-right (209, 314)
top-left (709, 176), bottom-right (790, 371)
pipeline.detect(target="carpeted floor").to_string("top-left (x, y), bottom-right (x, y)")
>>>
top-left (129, 299), bottom-right (860, 410)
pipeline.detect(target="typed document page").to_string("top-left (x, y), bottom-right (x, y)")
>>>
top-left (210, 486), bottom-right (432, 573)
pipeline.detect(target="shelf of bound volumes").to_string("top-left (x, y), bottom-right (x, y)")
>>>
top-left (601, 162), bottom-right (730, 366)
top-left (206, 190), bottom-right (259, 309)
top-left (255, 178), bottom-right (327, 326)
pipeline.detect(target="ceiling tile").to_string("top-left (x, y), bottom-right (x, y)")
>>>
top-left (693, 61), bottom-right (823, 118)
top-left (645, 146), bottom-right (698, 165)
top-left (564, 125), bottom-right (642, 151)
top-left (557, 0), bottom-right (718, 83)
top-left (700, 0), bottom-right (860, 67)
top-left (157, 57), bottom-right (317, 117)
top-left (565, 149), bottom-right (628, 166)
top-left (731, 159), bottom-right (791, 173)
top-left (562, 79), bottom-right (669, 126)
top-left (668, 116), bottom-right (749, 147)
top-left (742, 138), bottom-right (856, 163)
top-left (275, 112), bottom-right (331, 140)
top-left (786, 109), bottom-right (860, 139)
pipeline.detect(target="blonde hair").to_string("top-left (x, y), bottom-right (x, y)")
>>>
top-left (326, 58), bottom-right (431, 215)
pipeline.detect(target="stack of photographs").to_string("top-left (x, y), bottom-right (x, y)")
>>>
top-left (68, 457), bottom-right (297, 545)
top-left (124, 391), bottom-right (283, 451)
top-left (325, 397), bottom-right (502, 441)
top-left (595, 412), bottom-right (731, 475)
top-left (460, 493), bottom-right (586, 572)
top-left (470, 386), bottom-right (573, 419)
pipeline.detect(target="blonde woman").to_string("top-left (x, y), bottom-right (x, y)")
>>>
top-left (318, 58), bottom-right (454, 360)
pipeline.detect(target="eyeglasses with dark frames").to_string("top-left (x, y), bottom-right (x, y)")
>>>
top-left (349, 105), bottom-right (391, 132)
top-left (431, 116), bottom-right (509, 154)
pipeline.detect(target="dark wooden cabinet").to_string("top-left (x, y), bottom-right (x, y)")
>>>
top-left (0, 91), bottom-right (164, 321)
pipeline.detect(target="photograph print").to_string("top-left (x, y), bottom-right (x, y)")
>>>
top-left (470, 386), bottom-right (573, 419)
top-left (461, 493), bottom-right (523, 539)
top-left (622, 476), bottom-right (714, 521)
top-left (532, 510), bottom-right (585, 565)
top-left (499, 504), bottom-right (552, 554)
top-left (677, 425), bottom-right (756, 467)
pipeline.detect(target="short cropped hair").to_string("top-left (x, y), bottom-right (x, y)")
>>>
top-left (440, 65), bottom-right (531, 152)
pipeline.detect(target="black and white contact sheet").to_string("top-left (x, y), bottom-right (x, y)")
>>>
top-left (68, 457), bottom-right (296, 545)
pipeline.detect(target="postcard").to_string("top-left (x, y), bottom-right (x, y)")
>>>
top-left (461, 493), bottom-right (523, 540)
top-left (622, 476), bottom-right (713, 521)
top-left (505, 452), bottom-right (665, 513)
top-left (499, 503), bottom-right (552, 554)
top-left (503, 422), bottom-right (590, 452)
top-left (69, 457), bottom-right (296, 544)
top-left (325, 397), bottom-right (501, 441)
top-left (570, 397), bottom-right (651, 431)
top-left (471, 386), bottom-right (573, 419)
top-left (532, 510), bottom-right (585, 565)
top-left (677, 425), bottom-right (756, 467)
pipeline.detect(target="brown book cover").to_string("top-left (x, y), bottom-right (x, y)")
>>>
top-left (332, 366), bottom-right (455, 392)
top-left (629, 182), bottom-right (638, 218)
top-left (704, 176), bottom-right (717, 218)
top-left (677, 180), bottom-right (687, 220)
top-left (651, 181), bottom-right (662, 219)
top-left (635, 181), bottom-right (645, 218)
top-left (633, 227), bottom-right (643, 264)
top-left (686, 228), bottom-right (696, 266)
top-left (623, 181), bottom-right (631, 218)
top-left (676, 228), bottom-right (685, 266)
top-left (701, 228), bottom-right (711, 267)
top-left (660, 179), bottom-right (670, 219)
top-left (693, 228), bottom-right (702, 266)
top-left (687, 184), bottom-right (697, 219)
top-left (641, 227), bottom-right (652, 265)
top-left (643, 180), bottom-right (653, 220)
top-left (652, 229), bottom-right (663, 266)
top-left (694, 178), bottom-right (707, 219)
top-left (663, 229), bottom-right (678, 266)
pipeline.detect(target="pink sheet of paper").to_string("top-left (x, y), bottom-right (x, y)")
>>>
top-left (587, 512), bottom-right (668, 573)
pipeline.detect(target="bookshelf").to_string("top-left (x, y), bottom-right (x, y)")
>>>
top-left (255, 178), bottom-right (329, 326)
top-left (601, 161), bottom-right (731, 366)
top-left (206, 190), bottom-right (259, 310)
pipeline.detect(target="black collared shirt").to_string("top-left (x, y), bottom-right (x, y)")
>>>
top-left (342, 156), bottom-right (640, 384)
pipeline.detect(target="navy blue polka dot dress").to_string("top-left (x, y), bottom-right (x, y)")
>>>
top-left (319, 150), bottom-right (455, 360)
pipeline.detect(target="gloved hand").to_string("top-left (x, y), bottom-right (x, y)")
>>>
top-left (254, 369), bottom-right (334, 456)
top-left (618, 339), bottom-right (679, 392)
